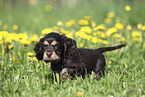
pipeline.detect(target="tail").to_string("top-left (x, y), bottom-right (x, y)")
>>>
top-left (97, 44), bottom-right (126, 53)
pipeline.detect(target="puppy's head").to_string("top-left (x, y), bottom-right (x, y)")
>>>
top-left (34, 32), bottom-right (77, 62)
top-left (34, 32), bottom-right (63, 62)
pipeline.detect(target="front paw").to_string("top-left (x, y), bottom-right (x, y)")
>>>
top-left (60, 68), bottom-right (75, 81)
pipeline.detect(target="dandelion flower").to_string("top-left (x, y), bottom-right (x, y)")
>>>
top-left (106, 27), bottom-right (117, 36)
top-left (102, 40), bottom-right (108, 45)
top-left (2, 24), bottom-right (8, 30)
top-left (80, 26), bottom-right (92, 33)
top-left (13, 25), bottom-right (19, 30)
top-left (65, 19), bottom-right (76, 27)
top-left (109, 61), bottom-right (112, 64)
top-left (41, 28), bottom-right (54, 35)
top-left (141, 25), bottom-right (145, 31)
top-left (137, 24), bottom-right (142, 29)
top-left (80, 43), bottom-right (84, 48)
top-left (27, 52), bottom-right (34, 56)
top-left (132, 31), bottom-right (140, 37)
top-left (29, 0), bottom-right (37, 6)
top-left (115, 23), bottom-right (124, 30)
top-left (12, 56), bottom-right (15, 62)
top-left (125, 5), bottom-right (131, 11)
top-left (45, 4), bottom-right (52, 12)
top-left (120, 37), bottom-right (125, 42)
top-left (57, 21), bottom-right (63, 26)
top-left (8, 45), bottom-right (13, 50)
top-left (79, 19), bottom-right (89, 25)
top-left (21, 40), bottom-right (31, 46)
top-left (104, 18), bottom-right (111, 24)
top-left (84, 16), bottom-right (92, 20)
top-left (94, 24), bottom-right (106, 31)
top-left (126, 25), bottom-right (132, 30)
top-left (77, 92), bottom-right (83, 97)
top-left (113, 33), bottom-right (120, 38)
top-left (107, 12), bottom-right (115, 18)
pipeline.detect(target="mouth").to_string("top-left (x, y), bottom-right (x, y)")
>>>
top-left (43, 51), bottom-right (60, 62)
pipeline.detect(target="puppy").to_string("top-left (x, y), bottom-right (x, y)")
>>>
top-left (34, 32), bottom-right (126, 79)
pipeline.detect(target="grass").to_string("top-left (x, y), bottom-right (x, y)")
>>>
top-left (0, 0), bottom-right (145, 97)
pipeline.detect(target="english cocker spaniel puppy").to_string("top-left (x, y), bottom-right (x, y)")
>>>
top-left (34, 32), bottom-right (126, 79)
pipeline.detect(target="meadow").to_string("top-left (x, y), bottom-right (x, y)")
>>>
top-left (0, 0), bottom-right (145, 96)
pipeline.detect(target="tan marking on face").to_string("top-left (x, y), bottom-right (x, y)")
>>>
top-left (51, 41), bottom-right (57, 46)
top-left (43, 41), bottom-right (49, 45)
top-left (43, 51), bottom-right (59, 61)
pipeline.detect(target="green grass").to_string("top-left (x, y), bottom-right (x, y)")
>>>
top-left (0, 0), bottom-right (145, 97)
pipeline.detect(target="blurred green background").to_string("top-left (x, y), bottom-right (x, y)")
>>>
top-left (0, 0), bottom-right (145, 34)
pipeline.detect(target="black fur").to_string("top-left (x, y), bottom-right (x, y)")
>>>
top-left (34, 32), bottom-right (126, 79)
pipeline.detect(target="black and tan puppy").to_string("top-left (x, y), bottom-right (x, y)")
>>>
top-left (34, 32), bottom-right (126, 79)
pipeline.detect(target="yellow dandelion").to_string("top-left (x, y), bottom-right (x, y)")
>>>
top-left (45, 4), bottom-right (52, 12)
top-left (65, 33), bottom-right (73, 39)
top-left (109, 61), bottom-right (112, 64)
top-left (125, 5), bottom-right (131, 11)
top-left (12, 56), bottom-right (15, 62)
top-left (29, 0), bottom-right (37, 6)
top-left (115, 23), bottom-right (124, 30)
top-left (80, 43), bottom-right (84, 48)
top-left (79, 19), bottom-right (89, 25)
top-left (29, 57), bottom-right (33, 61)
top-left (27, 52), bottom-right (34, 56)
top-left (8, 45), bottom-right (13, 50)
top-left (13, 25), bottom-right (19, 30)
top-left (53, 26), bottom-right (59, 31)
top-left (107, 12), bottom-right (115, 18)
top-left (65, 19), bottom-right (76, 27)
top-left (32, 57), bottom-right (37, 61)
top-left (92, 37), bottom-right (98, 44)
top-left (75, 31), bottom-right (91, 40)
top-left (94, 24), bottom-right (106, 31)
top-left (2, 24), bottom-right (8, 30)
top-left (120, 37), bottom-right (125, 42)
top-left (77, 92), bottom-right (83, 97)
top-left (113, 33), bottom-right (120, 38)
top-left (102, 40), bottom-right (108, 45)
top-left (80, 26), bottom-right (92, 33)
top-left (41, 28), bottom-right (54, 35)
top-left (104, 18), bottom-right (111, 24)
top-left (141, 25), bottom-right (145, 31)
top-left (137, 24), bottom-right (142, 29)
top-left (37, 63), bottom-right (40, 67)
top-left (21, 40), bottom-right (31, 46)
top-left (4, 39), bottom-right (12, 44)
top-left (132, 31), bottom-right (140, 37)
top-left (100, 32), bottom-right (106, 38)
top-left (106, 27), bottom-right (117, 36)
top-left (84, 16), bottom-right (92, 20)
top-left (91, 20), bottom-right (96, 27)
top-left (57, 21), bottom-right (63, 26)
top-left (0, 20), bottom-right (2, 27)
top-left (132, 37), bottom-right (142, 42)
top-left (126, 25), bottom-right (132, 30)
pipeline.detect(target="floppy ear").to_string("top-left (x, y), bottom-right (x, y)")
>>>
top-left (34, 41), bottom-right (44, 60)
top-left (61, 35), bottom-right (78, 58)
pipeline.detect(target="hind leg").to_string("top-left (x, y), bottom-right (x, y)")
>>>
top-left (94, 58), bottom-right (106, 79)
